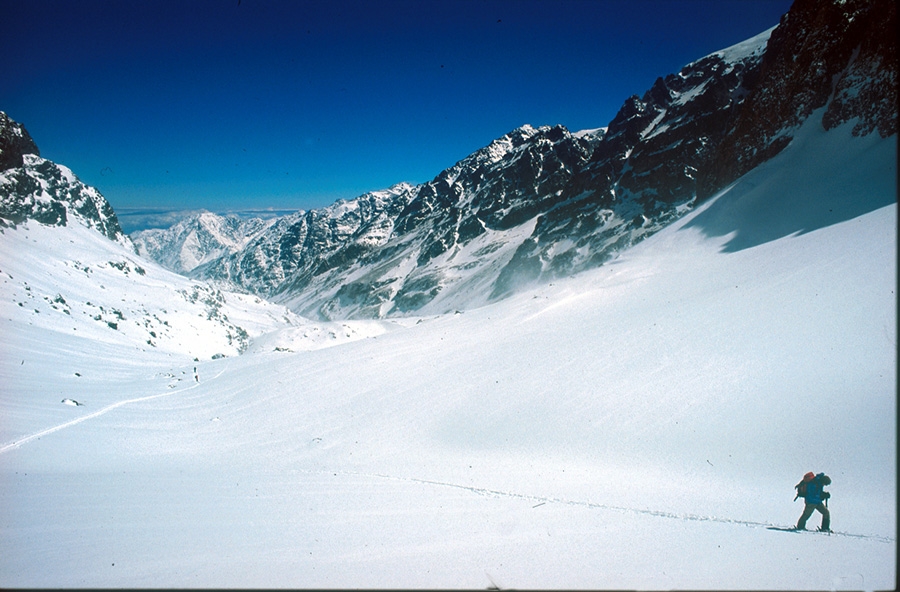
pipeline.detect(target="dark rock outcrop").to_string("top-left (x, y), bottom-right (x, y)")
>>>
top-left (698, 0), bottom-right (897, 197)
top-left (183, 0), bottom-right (895, 319)
top-left (0, 112), bottom-right (127, 243)
top-left (0, 111), bottom-right (40, 171)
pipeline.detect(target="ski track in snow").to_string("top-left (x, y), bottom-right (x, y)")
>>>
top-left (0, 367), bottom-right (228, 455)
top-left (2, 360), bottom-right (893, 546)
top-left (1, 344), bottom-right (893, 548)
top-left (321, 470), bottom-right (896, 545)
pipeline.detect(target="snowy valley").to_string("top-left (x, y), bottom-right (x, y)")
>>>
top-left (1, 112), bottom-right (895, 589)
top-left (1, 0), bottom-right (897, 588)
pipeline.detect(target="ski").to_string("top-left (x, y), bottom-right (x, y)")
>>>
top-left (767, 526), bottom-right (831, 534)
top-left (766, 526), bottom-right (893, 542)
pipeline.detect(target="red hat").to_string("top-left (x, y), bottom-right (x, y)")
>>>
top-left (803, 472), bottom-right (815, 481)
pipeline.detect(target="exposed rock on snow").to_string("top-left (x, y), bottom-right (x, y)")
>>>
top-left (141, 0), bottom-right (894, 321)
top-left (699, 0), bottom-right (898, 196)
top-left (0, 111), bottom-right (40, 171)
top-left (0, 114), bottom-right (128, 245)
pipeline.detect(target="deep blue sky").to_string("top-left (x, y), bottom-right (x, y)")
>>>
top-left (2, 0), bottom-right (793, 225)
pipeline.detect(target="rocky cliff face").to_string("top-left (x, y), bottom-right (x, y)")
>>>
top-left (0, 112), bottom-right (127, 245)
top-left (195, 26), bottom-right (775, 319)
top-left (698, 0), bottom-right (897, 197)
top-left (185, 0), bottom-right (895, 320)
top-left (0, 111), bottom-right (40, 171)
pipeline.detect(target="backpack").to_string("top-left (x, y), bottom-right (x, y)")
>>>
top-left (794, 471), bottom-right (832, 503)
top-left (793, 471), bottom-right (815, 501)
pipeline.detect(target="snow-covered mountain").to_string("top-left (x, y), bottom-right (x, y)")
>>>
top-left (0, 113), bottom-right (405, 361)
top-left (131, 212), bottom-right (276, 274)
top-left (190, 32), bottom-right (772, 319)
top-left (0, 216), bottom-right (296, 360)
top-left (2, 0), bottom-right (895, 343)
top-left (150, 0), bottom-right (893, 321)
top-left (0, 128), bottom-right (127, 246)
top-left (1, 108), bottom-right (895, 589)
top-left (0, 0), bottom-right (896, 587)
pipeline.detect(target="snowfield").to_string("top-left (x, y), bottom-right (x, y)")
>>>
top-left (0, 117), bottom-right (895, 589)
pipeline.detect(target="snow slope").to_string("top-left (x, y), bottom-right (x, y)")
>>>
top-left (0, 116), bottom-right (895, 589)
top-left (0, 220), bottom-right (299, 360)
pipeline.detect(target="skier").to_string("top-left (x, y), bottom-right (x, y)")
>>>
top-left (794, 471), bottom-right (831, 532)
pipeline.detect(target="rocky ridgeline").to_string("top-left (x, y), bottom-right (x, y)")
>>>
top-left (699, 0), bottom-right (898, 197)
top-left (0, 112), bottom-right (127, 244)
top-left (132, 212), bottom-right (276, 274)
top-left (194, 30), bottom-right (774, 319)
top-left (2, 0), bottom-right (896, 320)
top-left (196, 0), bottom-right (894, 320)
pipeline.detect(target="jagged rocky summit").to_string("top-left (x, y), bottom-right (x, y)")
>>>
top-left (187, 0), bottom-right (895, 320)
top-left (3, 0), bottom-right (895, 322)
top-left (0, 112), bottom-right (128, 245)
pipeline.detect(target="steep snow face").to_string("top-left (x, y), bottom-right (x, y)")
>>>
top-left (131, 212), bottom-right (276, 273)
top-left (0, 115), bottom-right (894, 590)
top-left (710, 25), bottom-right (774, 66)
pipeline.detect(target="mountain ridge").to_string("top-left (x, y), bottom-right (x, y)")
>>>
top-left (2, 0), bottom-right (895, 321)
top-left (185, 26), bottom-right (775, 319)
top-left (132, 212), bottom-right (277, 274)
top-left (186, 0), bottom-right (896, 320)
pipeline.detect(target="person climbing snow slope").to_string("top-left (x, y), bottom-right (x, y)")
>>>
top-left (794, 471), bottom-right (831, 532)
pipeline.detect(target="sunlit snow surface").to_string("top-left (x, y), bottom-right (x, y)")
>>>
top-left (0, 117), bottom-right (895, 589)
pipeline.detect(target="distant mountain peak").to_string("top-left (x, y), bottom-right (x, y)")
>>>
top-left (165, 0), bottom-right (895, 320)
top-left (131, 211), bottom-right (276, 274)
top-left (5, 0), bottom-right (895, 323)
